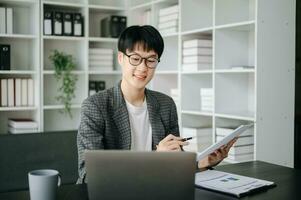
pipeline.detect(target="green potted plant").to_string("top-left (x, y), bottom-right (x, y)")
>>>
top-left (49, 50), bottom-right (78, 118)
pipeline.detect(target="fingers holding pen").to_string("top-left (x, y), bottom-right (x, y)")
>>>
top-left (156, 134), bottom-right (189, 152)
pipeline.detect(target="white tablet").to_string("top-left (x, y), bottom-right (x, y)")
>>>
top-left (196, 123), bottom-right (254, 161)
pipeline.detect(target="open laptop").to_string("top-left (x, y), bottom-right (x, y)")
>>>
top-left (85, 150), bottom-right (196, 200)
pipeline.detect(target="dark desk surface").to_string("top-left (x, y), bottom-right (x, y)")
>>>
top-left (1, 161), bottom-right (300, 200)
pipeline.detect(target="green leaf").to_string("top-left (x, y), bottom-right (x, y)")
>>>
top-left (49, 50), bottom-right (78, 118)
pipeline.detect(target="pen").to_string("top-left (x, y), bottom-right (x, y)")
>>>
top-left (181, 137), bottom-right (194, 141)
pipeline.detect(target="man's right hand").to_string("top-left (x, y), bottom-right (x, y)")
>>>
top-left (156, 134), bottom-right (188, 152)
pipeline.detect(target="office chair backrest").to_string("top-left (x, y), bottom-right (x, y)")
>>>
top-left (0, 131), bottom-right (78, 193)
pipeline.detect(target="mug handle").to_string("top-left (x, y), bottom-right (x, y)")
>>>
top-left (58, 174), bottom-right (62, 187)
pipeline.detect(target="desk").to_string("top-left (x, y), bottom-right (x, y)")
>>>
top-left (0, 161), bottom-right (300, 200)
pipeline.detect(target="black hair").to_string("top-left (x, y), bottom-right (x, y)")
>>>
top-left (118, 25), bottom-right (164, 58)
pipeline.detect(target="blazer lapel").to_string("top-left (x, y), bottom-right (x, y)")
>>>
top-left (112, 82), bottom-right (131, 150)
top-left (145, 89), bottom-right (166, 150)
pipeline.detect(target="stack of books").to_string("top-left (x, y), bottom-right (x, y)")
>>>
top-left (158, 5), bottom-right (179, 35)
top-left (8, 118), bottom-right (38, 134)
top-left (200, 88), bottom-right (213, 111)
top-left (182, 39), bottom-right (212, 72)
top-left (170, 88), bottom-right (179, 109)
top-left (182, 127), bottom-right (212, 152)
top-left (1, 78), bottom-right (34, 107)
top-left (231, 65), bottom-right (255, 70)
top-left (216, 127), bottom-right (254, 162)
top-left (89, 48), bottom-right (114, 71)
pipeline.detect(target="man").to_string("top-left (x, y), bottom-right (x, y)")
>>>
top-left (77, 25), bottom-right (236, 183)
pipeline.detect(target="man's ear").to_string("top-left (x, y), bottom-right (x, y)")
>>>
top-left (117, 51), bottom-right (123, 65)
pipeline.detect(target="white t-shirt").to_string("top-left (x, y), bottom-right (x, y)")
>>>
top-left (125, 99), bottom-right (152, 151)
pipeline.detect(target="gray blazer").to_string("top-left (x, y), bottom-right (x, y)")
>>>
top-left (77, 81), bottom-right (179, 183)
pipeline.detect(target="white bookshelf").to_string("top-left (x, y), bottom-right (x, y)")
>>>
top-left (40, 0), bottom-right (88, 131)
top-left (0, 0), bottom-right (40, 133)
top-left (0, 0), bottom-right (295, 168)
top-left (128, 0), bottom-right (295, 168)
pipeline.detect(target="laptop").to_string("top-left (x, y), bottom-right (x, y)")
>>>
top-left (85, 150), bottom-right (196, 200)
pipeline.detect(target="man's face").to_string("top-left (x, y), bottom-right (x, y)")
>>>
top-left (118, 44), bottom-right (158, 90)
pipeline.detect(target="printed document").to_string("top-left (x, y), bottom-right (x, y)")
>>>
top-left (195, 170), bottom-right (275, 197)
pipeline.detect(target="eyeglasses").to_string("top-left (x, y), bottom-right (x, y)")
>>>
top-left (123, 53), bottom-right (160, 69)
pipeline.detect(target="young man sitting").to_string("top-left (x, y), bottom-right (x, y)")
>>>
top-left (77, 25), bottom-right (236, 183)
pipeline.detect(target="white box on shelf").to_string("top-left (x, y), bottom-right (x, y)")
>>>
top-left (216, 127), bottom-right (254, 137)
top-left (201, 98), bottom-right (213, 104)
top-left (159, 5), bottom-right (179, 17)
top-left (201, 95), bottom-right (213, 102)
top-left (216, 136), bottom-right (254, 146)
top-left (89, 66), bottom-right (114, 71)
top-left (200, 88), bottom-right (213, 96)
top-left (159, 13), bottom-right (179, 23)
top-left (27, 79), bottom-right (34, 106)
top-left (201, 105), bottom-right (213, 110)
top-left (183, 48), bottom-right (212, 56)
top-left (182, 127), bottom-right (212, 138)
top-left (89, 52), bottom-right (114, 57)
top-left (7, 78), bottom-right (14, 107)
top-left (6, 7), bottom-right (13, 34)
top-left (89, 48), bottom-right (114, 55)
top-left (159, 27), bottom-right (178, 35)
top-left (158, 20), bottom-right (178, 29)
top-left (183, 55), bottom-right (212, 64)
top-left (1, 79), bottom-right (8, 107)
top-left (183, 39), bottom-right (212, 48)
top-left (15, 78), bottom-right (22, 106)
top-left (8, 127), bottom-right (39, 134)
top-left (89, 60), bottom-right (113, 66)
top-left (231, 66), bottom-right (255, 70)
top-left (21, 79), bottom-right (28, 106)
top-left (89, 55), bottom-right (114, 62)
top-left (89, 55), bottom-right (113, 61)
top-left (0, 7), bottom-right (5, 33)
top-left (8, 118), bottom-right (38, 129)
top-left (229, 145), bottom-right (254, 155)
top-left (182, 63), bottom-right (212, 72)
top-left (227, 153), bottom-right (254, 162)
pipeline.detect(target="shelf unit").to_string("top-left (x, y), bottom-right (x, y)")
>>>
top-left (128, 0), bottom-right (295, 167)
top-left (0, 0), bottom-right (40, 133)
top-left (0, 0), bottom-right (295, 167)
top-left (39, 0), bottom-right (125, 131)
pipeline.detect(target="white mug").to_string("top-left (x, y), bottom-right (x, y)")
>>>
top-left (28, 169), bottom-right (61, 200)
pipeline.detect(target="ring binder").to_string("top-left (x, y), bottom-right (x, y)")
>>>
top-left (0, 44), bottom-right (10, 70)
top-left (54, 11), bottom-right (63, 36)
top-left (73, 13), bottom-right (83, 36)
top-left (44, 10), bottom-right (53, 35)
top-left (63, 13), bottom-right (73, 36)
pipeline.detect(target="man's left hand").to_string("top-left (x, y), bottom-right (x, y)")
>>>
top-left (197, 138), bottom-right (238, 170)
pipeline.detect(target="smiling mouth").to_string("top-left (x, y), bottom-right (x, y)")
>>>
top-left (133, 74), bottom-right (147, 80)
